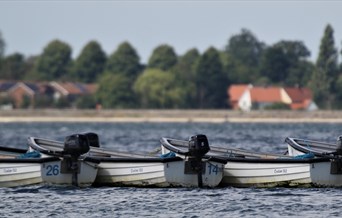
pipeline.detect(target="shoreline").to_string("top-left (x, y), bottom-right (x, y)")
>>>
top-left (1, 109), bottom-right (342, 123)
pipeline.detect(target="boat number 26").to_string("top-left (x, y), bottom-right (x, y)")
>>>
top-left (208, 164), bottom-right (220, 175)
top-left (45, 165), bottom-right (59, 176)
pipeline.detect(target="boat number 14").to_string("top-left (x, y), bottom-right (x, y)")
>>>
top-left (208, 164), bottom-right (220, 175)
top-left (45, 165), bottom-right (59, 176)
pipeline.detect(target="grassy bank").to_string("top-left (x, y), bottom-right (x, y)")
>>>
top-left (0, 109), bottom-right (342, 123)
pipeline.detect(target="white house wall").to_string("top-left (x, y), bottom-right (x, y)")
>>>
top-left (238, 90), bottom-right (252, 111)
top-left (280, 88), bottom-right (292, 104)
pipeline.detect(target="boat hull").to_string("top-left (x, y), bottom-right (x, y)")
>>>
top-left (0, 163), bottom-right (42, 187)
top-left (222, 161), bottom-right (311, 187)
top-left (0, 157), bottom-right (61, 188)
top-left (164, 160), bottom-right (225, 188)
top-left (41, 160), bottom-right (98, 187)
top-left (285, 137), bottom-right (342, 187)
top-left (310, 161), bottom-right (342, 187)
top-left (94, 161), bottom-right (167, 187)
top-left (93, 157), bottom-right (225, 188)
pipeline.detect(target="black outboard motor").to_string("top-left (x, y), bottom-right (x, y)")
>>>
top-left (64, 134), bottom-right (90, 156)
top-left (336, 136), bottom-right (342, 155)
top-left (188, 134), bottom-right (210, 158)
top-left (186, 134), bottom-right (210, 187)
top-left (62, 134), bottom-right (90, 186)
top-left (84, 132), bottom-right (100, 148)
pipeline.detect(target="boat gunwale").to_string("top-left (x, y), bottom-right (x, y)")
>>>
top-left (0, 146), bottom-right (27, 154)
top-left (285, 137), bottom-right (337, 157)
top-left (162, 137), bottom-right (332, 164)
top-left (221, 156), bottom-right (331, 163)
top-left (85, 156), bottom-right (183, 163)
top-left (0, 156), bottom-right (60, 163)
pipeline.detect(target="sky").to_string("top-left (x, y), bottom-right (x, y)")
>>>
top-left (0, 0), bottom-right (341, 64)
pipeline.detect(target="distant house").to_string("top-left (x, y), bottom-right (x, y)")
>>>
top-left (228, 84), bottom-right (252, 110)
top-left (49, 82), bottom-right (98, 102)
top-left (6, 82), bottom-right (52, 108)
top-left (283, 87), bottom-right (318, 111)
top-left (239, 86), bottom-right (283, 111)
top-left (228, 84), bottom-right (318, 111)
top-left (0, 80), bottom-right (98, 109)
top-left (0, 81), bottom-right (17, 109)
top-left (0, 81), bottom-right (16, 97)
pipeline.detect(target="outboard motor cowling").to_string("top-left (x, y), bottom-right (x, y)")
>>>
top-left (188, 134), bottom-right (210, 158)
top-left (64, 134), bottom-right (90, 156)
top-left (84, 132), bottom-right (100, 148)
top-left (336, 136), bottom-right (342, 155)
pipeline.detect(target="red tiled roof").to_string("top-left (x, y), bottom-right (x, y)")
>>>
top-left (284, 87), bottom-right (312, 103)
top-left (228, 84), bottom-right (250, 101)
top-left (290, 99), bottom-right (312, 110)
top-left (250, 87), bottom-right (282, 103)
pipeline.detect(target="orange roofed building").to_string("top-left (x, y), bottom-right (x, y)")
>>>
top-left (228, 84), bottom-right (252, 109)
top-left (228, 84), bottom-right (318, 111)
top-left (283, 87), bottom-right (317, 110)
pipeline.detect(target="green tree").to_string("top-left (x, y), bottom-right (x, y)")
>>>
top-left (259, 40), bottom-right (311, 85)
top-left (225, 29), bottom-right (265, 67)
top-left (0, 31), bottom-right (5, 58)
top-left (21, 95), bottom-right (31, 109)
top-left (34, 40), bottom-right (72, 80)
top-left (264, 102), bottom-right (290, 110)
top-left (309, 68), bottom-right (331, 108)
top-left (286, 60), bottom-right (314, 86)
top-left (0, 31), bottom-right (5, 73)
top-left (23, 56), bottom-right (39, 81)
top-left (172, 48), bottom-right (200, 108)
top-left (317, 24), bottom-right (338, 90)
top-left (96, 73), bottom-right (137, 108)
top-left (72, 41), bottom-right (106, 83)
top-left (311, 24), bottom-right (338, 108)
top-left (106, 41), bottom-right (142, 80)
top-left (0, 53), bottom-right (27, 80)
top-left (334, 75), bottom-right (342, 109)
top-left (54, 97), bottom-right (71, 108)
top-left (134, 69), bottom-right (186, 108)
top-left (195, 47), bottom-right (228, 108)
top-left (76, 95), bottom-right (97, 109)
top-left (98, 42), bottom-right (142, 108)
top-left (148, 44), bottom-right (177, 71)
top-left (224, 29), bottom-right (265, 83)
top-left (173, 48), bottom-right (199, 81)
top-left (35, 95), bottom-right (54, 108)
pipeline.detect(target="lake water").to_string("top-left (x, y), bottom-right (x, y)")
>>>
top-left (1, 122), bottom-right (342, 217)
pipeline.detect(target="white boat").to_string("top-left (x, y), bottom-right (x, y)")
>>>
top-left (30, 133), bottom-right (226, 188)
top-left (0, 146), bottom-right (60, 187)
top-left (285, 136), bottom-right (342, 187)
top-left (98, 133), bottom-right (224, 188)
top-left (27, 134), bottom-right (99, 187)
top-left (93, 156), bottom-right (183, 187)
top-left (160, 135), bottom-right (342, 187)
top-left (285, 137), bottom-right (338, 157)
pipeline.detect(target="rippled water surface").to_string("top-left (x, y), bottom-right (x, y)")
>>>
top-left (1, 122), bottom-right (342, 217)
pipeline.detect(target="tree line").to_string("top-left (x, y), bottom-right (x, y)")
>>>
top-left (0, 24), bottom-right (341, 109)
